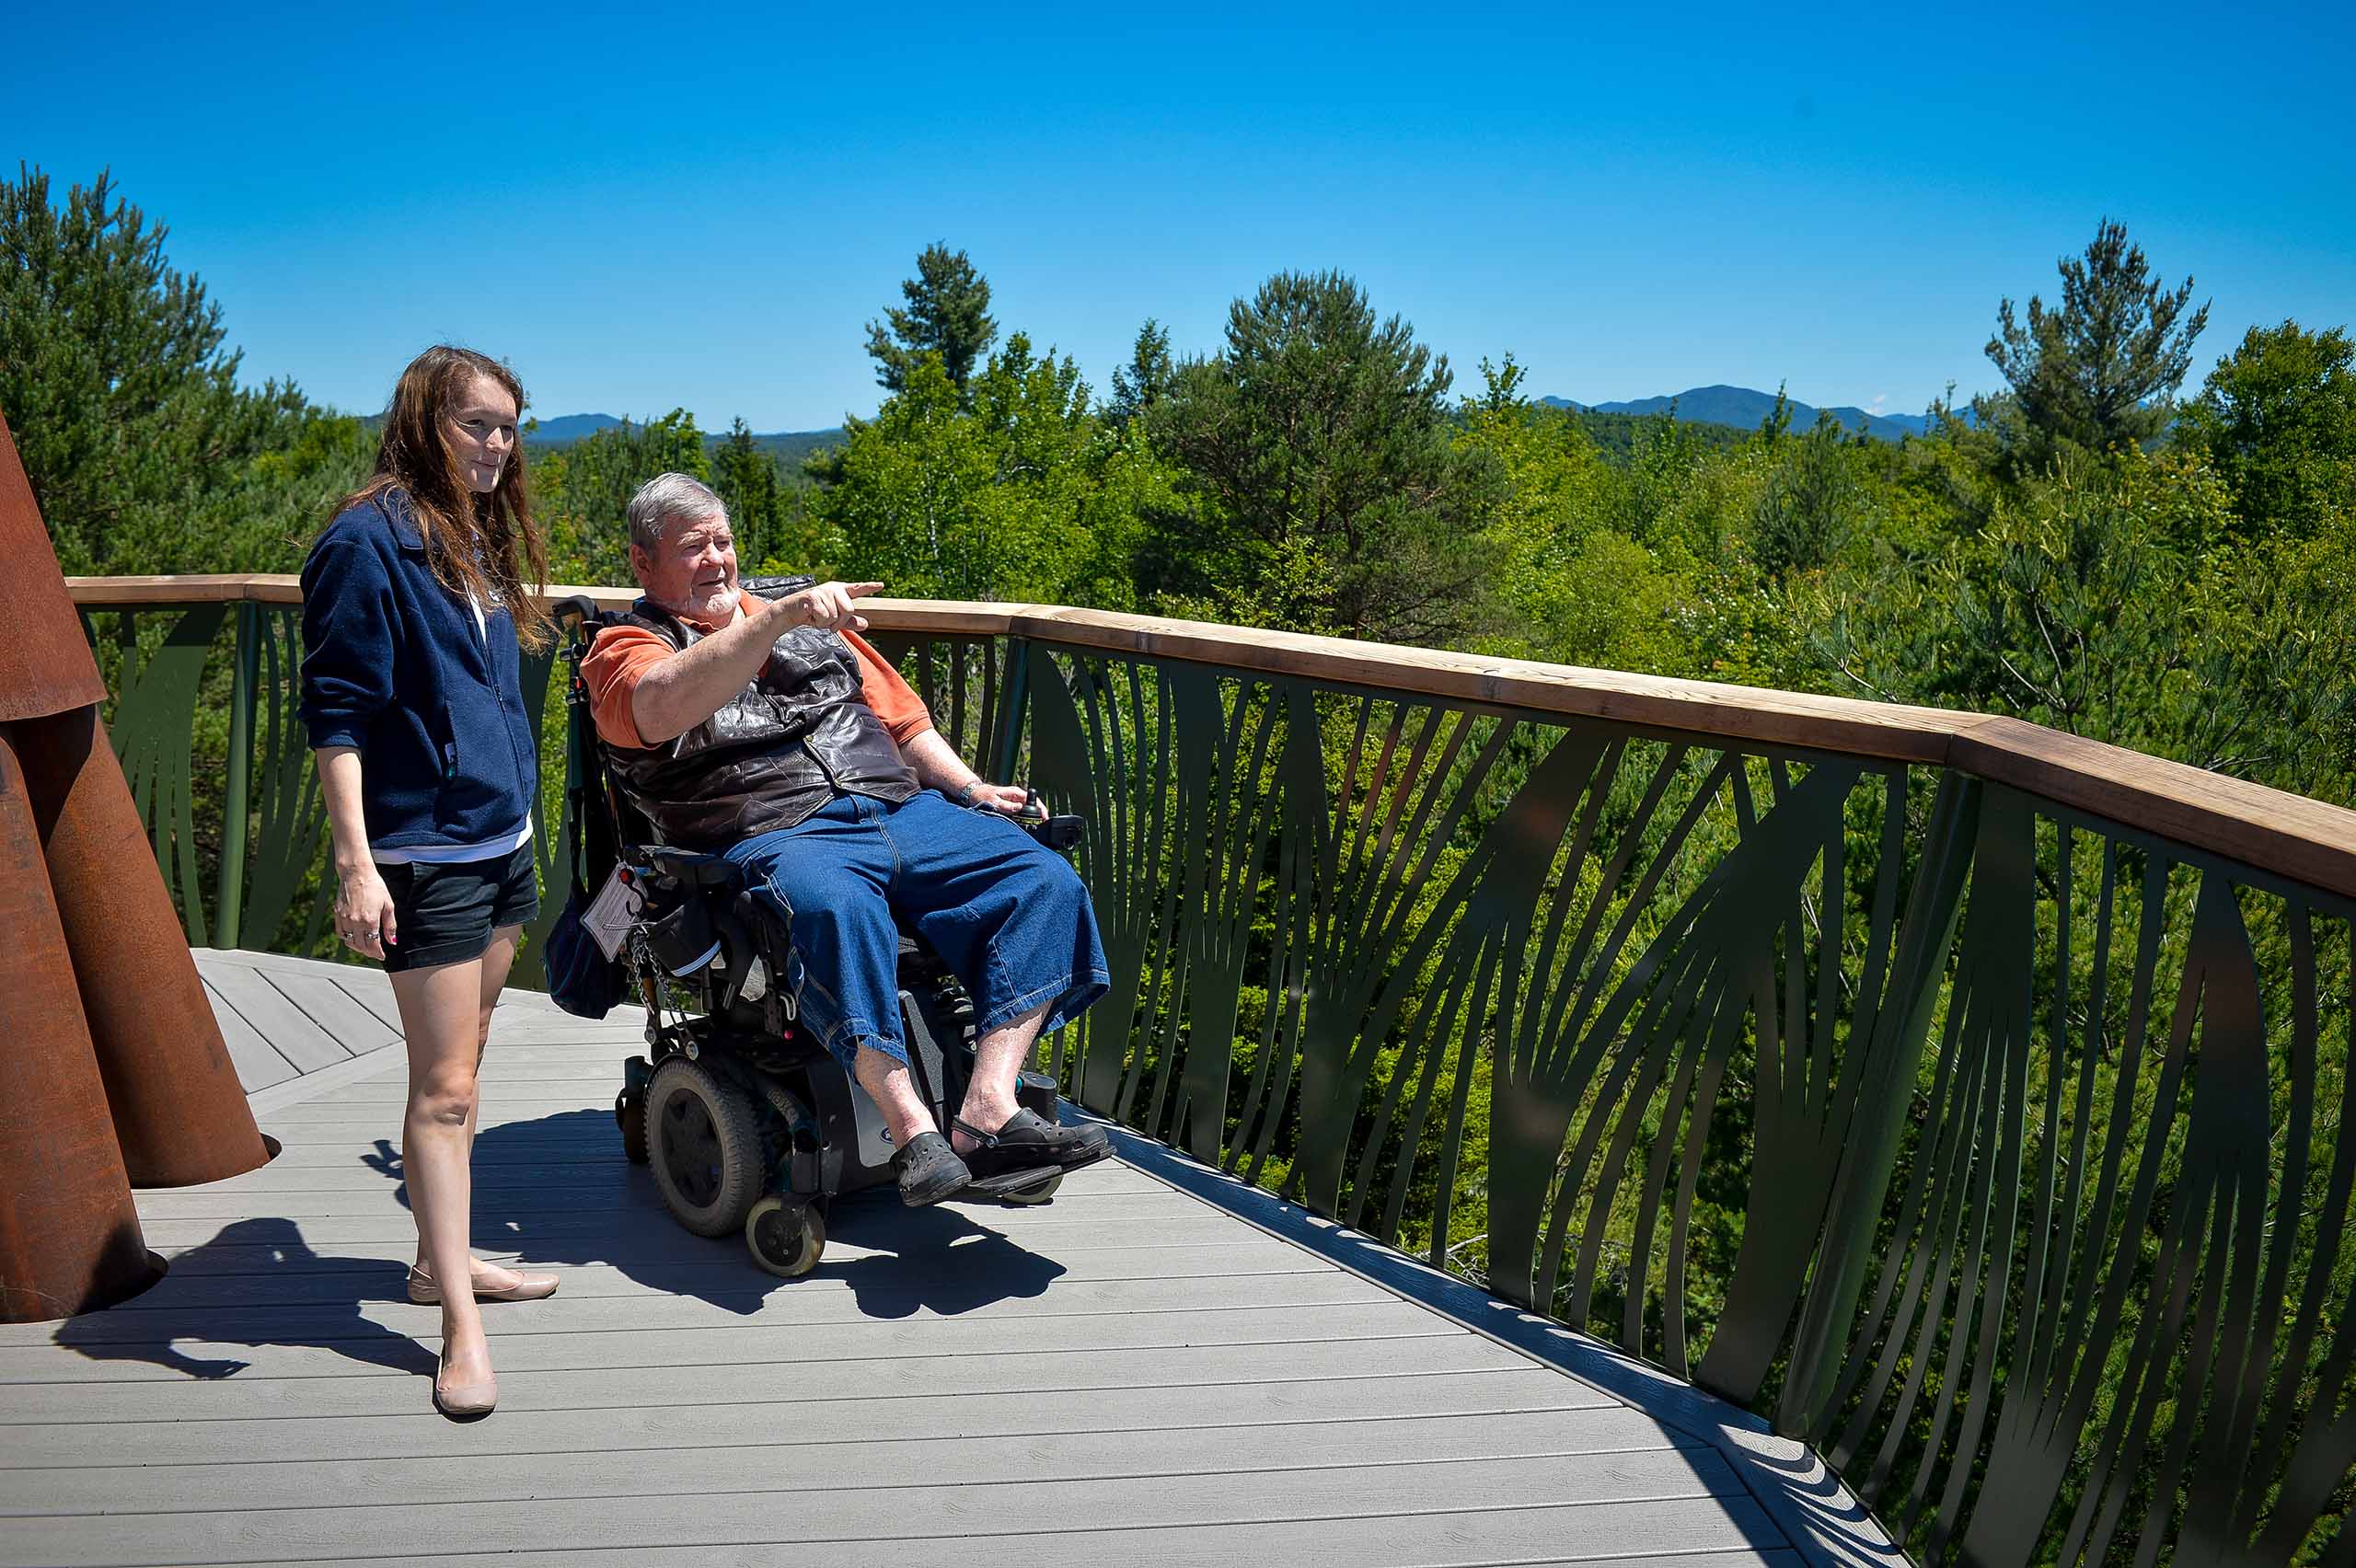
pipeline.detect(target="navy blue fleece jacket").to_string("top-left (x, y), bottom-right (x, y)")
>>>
top-left (298, 490), bottom-right (538, 852)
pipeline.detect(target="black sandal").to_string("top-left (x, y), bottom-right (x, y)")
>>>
top-left (950, 1109), bottom-right (1111, 1181)
top-left (890, 1132), bottom-right (971, 1207)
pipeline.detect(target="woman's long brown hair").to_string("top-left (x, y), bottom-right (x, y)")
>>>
top-left (333, 345), bottom-right (555, 651)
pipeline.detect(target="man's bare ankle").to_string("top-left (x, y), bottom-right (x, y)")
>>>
top-left (951, 1098), bottom-right (1019, 1145)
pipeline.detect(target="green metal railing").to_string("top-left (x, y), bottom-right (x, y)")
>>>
top-left (71, 576), bottom-right (2356, 1565)
top-left (79, 582), bottom-right (572, 963)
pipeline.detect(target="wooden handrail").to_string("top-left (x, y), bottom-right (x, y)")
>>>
top-left (66, 573), bottom-right (2356, 898)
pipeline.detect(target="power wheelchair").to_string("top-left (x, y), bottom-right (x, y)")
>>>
top-left (551, 585), bottom-right (1084, 1279)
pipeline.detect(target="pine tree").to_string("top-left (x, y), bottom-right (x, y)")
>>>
top-left (1145, 270), bottom-right (1500, 641)
top-left (1984, 219), bottom-right (2210, 461)
top-left (712, 418), bottom-right (787, 566)
top-left (1751, 411), bottom-right (1860, 575)
top-left (0, 166), bottom-right (346, 572)
top-left (1106, 319), bottom-right (1172, 431)
top-left (533, 410), bottom-right (709, 586)
top-left (864, 243), bottom-right (998, 398)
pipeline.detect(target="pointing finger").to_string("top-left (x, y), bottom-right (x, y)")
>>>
top-left (843, 582), bottom-right (885, 598)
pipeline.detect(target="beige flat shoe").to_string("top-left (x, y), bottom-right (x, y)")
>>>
top-left (407, 1262), bottom-right (560, 1306)
top-left (433, 1352), bottom-right (497, 1418)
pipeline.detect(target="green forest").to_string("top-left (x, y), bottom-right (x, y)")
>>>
top-left (13, 167), bottom-right (2356, 1558)
top-left (8, 168), bottom-right (2349, 817)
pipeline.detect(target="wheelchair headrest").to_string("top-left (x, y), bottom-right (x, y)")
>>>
top-left (743, 574), bottom-right (817, 602)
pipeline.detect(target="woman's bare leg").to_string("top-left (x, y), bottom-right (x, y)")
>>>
top-left (409, 927), bottom-right (527, 1291)
top-left (389, 928), bottom-right (516, 1398)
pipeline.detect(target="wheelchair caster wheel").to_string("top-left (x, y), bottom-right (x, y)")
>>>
top-left (616, 1090), bottom-right (648, 1166)
top-left (745, 1195), bottom-right (825, 1278)
top-left (998, 1171), bottom-right (1062, 1205)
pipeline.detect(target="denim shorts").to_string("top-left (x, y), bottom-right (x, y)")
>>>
top-left (378, 842), bottom-right (540, 974)
top-left (722, 790), bottom-right (1109, 1071)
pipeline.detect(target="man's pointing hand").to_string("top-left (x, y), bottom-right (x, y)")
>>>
top-left (783, 581), bottom-right (884, 634)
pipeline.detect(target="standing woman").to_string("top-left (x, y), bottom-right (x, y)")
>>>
top-left (300, 345), bottom-right (560, 1418)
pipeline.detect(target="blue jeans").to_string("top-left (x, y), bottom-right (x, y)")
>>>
top-left (722, 790), bottom-right (1109, 1072)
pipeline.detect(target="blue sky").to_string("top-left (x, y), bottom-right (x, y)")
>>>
top-left (9, 3), bottom-right (2351, 432)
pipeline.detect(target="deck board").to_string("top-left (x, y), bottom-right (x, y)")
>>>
top-left (196, 961), bottom-right (352, 1075)
top-left (0, 951), bottom-right (1891, 1567)
top-left (198, 979), bottom-right (297, 1091)
top-left (251, 963), bottom-right (398, 1056)
top-left (5, 1453), bottom-right (1763, 1567)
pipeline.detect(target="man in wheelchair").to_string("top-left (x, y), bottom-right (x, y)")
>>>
top-left (580, 472), bottom-right (1111, 1211)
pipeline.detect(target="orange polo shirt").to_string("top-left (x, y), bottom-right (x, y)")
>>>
top-left (582, 591), bottom-right (933, 751)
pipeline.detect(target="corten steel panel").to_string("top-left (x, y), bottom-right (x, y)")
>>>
top-left (0, 725), bottom-right (155, 1321)
top-left (18, 704), bottom-right (271, 1185)
top-left (0, 414), bottom-right (107, 723)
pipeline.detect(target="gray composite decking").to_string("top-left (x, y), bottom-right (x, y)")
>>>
top-left (0, 951), bottom-right (1898, 1568)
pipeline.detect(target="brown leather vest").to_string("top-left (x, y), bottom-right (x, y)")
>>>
top-left (600, 585), bottom-right (918, 850)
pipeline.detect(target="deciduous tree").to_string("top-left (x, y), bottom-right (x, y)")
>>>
top-left (814, 336), bottom-right (1169, 608)
top-left (2176, 320), bottom-right (2356, 539)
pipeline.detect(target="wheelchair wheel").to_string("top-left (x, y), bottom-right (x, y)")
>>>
top-left (615, 1090), bottom-right (649, 1166)
top-left (997, 1171), bottom-right (1062, 1205)
top-left (745, 1194), bottom-right (825, 1278)
top-left (645, 1057), bottom-right (764, 1238)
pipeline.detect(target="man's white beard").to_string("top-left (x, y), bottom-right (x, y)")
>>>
top-left (684, 578), bottom-right (737, 623)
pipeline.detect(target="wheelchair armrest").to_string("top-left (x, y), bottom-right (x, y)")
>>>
top-left (1022, 814), bottom-right (1085, 853)
top-left (635, 847), bottom-right (742, 889)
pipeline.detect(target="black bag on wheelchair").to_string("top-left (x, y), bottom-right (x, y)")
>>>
top-left (541, 598), bottom-right (630, 1018)
top-left (544, 889), bottom-right (627, 1019)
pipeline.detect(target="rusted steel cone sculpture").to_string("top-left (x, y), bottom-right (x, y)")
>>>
top-left (0, 415), bottom-right (267, 1315)
top-left (0, 729), bottom-right (156, 1319)
top-left (17, 700), bottom-right (272, 1185)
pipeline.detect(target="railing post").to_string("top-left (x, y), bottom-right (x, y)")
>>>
top-left (218, 598), bottom-right (257, 950)
top-left (994, 635), bottom-right (1031, 788)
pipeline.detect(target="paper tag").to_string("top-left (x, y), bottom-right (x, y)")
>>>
top-left (582, 866), bottom-right (642, 961)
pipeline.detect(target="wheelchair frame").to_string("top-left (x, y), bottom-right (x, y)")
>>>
top-left (553, 596), bottom-right (1066, 1279)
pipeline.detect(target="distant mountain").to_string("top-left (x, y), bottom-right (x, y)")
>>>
top-left (523, 412), bottom-right (626, 444)
top-left (1539, 386), bottom-right (1932, 443)
top-left (524, 415), bottom-right (846, 472)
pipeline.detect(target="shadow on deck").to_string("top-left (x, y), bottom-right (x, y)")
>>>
top-left (0, 951), bottom-right (1896, 1567)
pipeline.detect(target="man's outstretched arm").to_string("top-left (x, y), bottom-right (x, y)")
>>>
top-left (629, 582), bottom-right (880, 745)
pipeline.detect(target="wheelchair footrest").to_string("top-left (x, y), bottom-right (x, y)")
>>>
top-left (964, 1163), bottom-right (1063, 1200)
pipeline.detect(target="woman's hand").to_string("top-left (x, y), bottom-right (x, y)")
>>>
top-left (335, 865), bottom-right (399, 959)
top-left (315, 748), bottom-right (395, 959)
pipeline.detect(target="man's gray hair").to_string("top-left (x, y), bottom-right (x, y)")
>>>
top-left (626, 472), bottom-right (729, 556)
